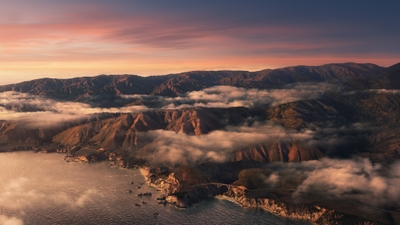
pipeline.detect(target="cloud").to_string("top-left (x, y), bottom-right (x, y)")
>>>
top-left (1, 85), bottom-right (396, 124)
top-left (0, 82), bottom-right (337, 123)
top-left (263, 158), bottom-right (400, 208)
top-left (0, 91), bottom-right (148, 127)
top-left (140, 121), bottom-right (315, 164)
top-left (305, 122), bottom-right (371, 154)
top-left (261, 173), bottom-right (280, 187)
top-left (137, 118), bottom-right (373, 166)
top-left (0, 177), bottom-right (97, 210)
top-left (0, 91), bottom-right (148, 115)
top-left (0, 215), bottom-right (23, 225)
top-left (122, 82), bottom-right (338, 109)
top-left (0, 82), bottom-right (334, 130)
top-left (345, 89), bottom-right (400, 95)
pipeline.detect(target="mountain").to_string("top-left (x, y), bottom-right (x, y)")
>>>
top-left (1, 62), bottom-right (399, 161)
top-left (1, 62), bottom-right (399, 158)
top-left (1, 62), bottom-right (400, 224)
top-left (0, 63), bottom-right (386, 101)
top-left (51, 107), bottom-right (253, 149)
top-left (372, 62), bottom-right (400, 89)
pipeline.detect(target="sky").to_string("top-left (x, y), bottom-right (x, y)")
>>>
top-left (0, 0), bottom-right (399, 85)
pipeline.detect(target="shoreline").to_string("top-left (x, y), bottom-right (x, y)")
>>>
top-left (138, 163), bottom-right (387, 225)
top-left (139, 165), bottom-right (324, 225)
top-left (2, 150), bottom-right (388, 225)
top-left (214, 195), bottom-right (315, 225)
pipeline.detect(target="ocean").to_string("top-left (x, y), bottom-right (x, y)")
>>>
top-left (0, 152), bottom-right (310, 225)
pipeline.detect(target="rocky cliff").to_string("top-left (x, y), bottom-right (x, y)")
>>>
top-left (141, 167), bottom-right (390, 225)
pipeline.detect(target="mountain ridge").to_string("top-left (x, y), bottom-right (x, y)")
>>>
top-left (0, 62), bottom-right (392, 101)
top-left (0, 62), bottom-right (399, 161)
top-left (1, 62), bottom-right (400, 224)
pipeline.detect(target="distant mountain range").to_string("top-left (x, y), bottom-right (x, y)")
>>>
top-left (1, 62), bottom-right (400, 224)
top-left (1, 62), bottom-right (398, 102)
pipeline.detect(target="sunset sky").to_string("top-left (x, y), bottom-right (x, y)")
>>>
top-left (1, 0), bottom-right (399, 85)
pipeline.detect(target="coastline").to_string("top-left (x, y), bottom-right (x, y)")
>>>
top-left (2, 150), bottom-right (388, 225)
top-left (138, 164), bottom-right (388, 225)
top-left (139, 167), bottom-right (332, 224)
top-left (214, 195), bottom-right (317, 225)
top-left (138, 165), bottom-right (334, 225)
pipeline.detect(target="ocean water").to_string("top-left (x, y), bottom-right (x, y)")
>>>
top-left (0, 152), bottom-right (310, 225)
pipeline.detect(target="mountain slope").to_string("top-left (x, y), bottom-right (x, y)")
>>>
top-left (0, 62), bottom-right (399, 163)
top-left (1, 62), bottom-right (400, 225)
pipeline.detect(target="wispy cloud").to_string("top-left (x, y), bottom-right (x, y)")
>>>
top-left (0, 82), bottom-right (337, 126)
top-left (0, 177), bottom-right (97, 210)
top-left (135, 115), bottom-right (373, 164)
top-left (0, 92), bottom-right (147, 114)
top-left (0, 81), bottom-right (349, 133)
top-left (345, 89), bottom-right (400, 95)
top-left (288, 158), bottom-right (400, 208)
top-left (0, 92), bottom-right (148, 127)
top-left (306, 122), bottom-right (372, 153)
top-left (140, 121), bottom-right (314, 164)
top-left (122, 82), bottom-right (337, 109)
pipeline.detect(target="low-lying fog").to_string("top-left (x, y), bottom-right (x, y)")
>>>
top-left (1, 83), bottom-right (400, 219)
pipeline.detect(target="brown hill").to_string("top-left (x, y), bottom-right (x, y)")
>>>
top-left (52, 107), bottom-right (253, 150)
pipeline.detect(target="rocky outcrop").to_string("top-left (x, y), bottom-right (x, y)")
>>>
top-left (140, 168), bottom-right (388, 225)
top-left (222, 186), bottom-right (332, 223)
top-left (222, 187), bottom-right (385, 225)
top-left (62, 146), bottom-right (106, 163)
top-left (64, 155), bottom-right (90, 163)
top-left (141, 167), bottom-right (181, 195)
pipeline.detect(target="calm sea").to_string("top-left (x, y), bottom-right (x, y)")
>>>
top-left (0, 152), bottom-right (310, 225)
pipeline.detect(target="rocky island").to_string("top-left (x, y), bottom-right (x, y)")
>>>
top-left (1, 63), bottom-right (400, 224)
